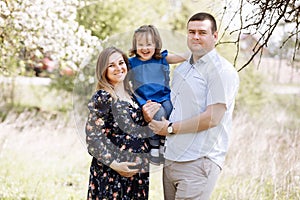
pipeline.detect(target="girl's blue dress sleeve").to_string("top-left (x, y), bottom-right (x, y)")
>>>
top-left (161, 50), bottom-right (169, 65)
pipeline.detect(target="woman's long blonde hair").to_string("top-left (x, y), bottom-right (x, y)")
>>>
top-left (95, 47), bottom-right (131, 99)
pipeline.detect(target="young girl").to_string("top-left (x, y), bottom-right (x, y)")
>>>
top-left (128, 25), bottom-right (188, 165)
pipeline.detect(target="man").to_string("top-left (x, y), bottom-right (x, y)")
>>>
top-left (146, 12), bottom-right (239, 200)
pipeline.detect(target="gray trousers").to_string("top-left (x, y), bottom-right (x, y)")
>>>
top-left (163, 157), bottom-right (221, 200)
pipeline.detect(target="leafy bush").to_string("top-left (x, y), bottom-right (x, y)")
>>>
top-left (235, 66), bottom-right (270, 115)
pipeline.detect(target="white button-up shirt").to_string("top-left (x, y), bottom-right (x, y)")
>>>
top-left (165, 49), bottom-right (239, 169)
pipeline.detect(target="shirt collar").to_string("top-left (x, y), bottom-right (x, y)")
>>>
top-left (189, 49), bottom-right (217, 65)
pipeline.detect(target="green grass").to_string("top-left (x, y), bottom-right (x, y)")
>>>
top-left (0, 156), bottom-right (89, 200)
top-left (0, 79), bottom-right (72, 113)
top-left (0, 139), bottom-right (164, 200)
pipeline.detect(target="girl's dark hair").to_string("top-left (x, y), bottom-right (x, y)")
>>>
top-left (129, 25), bottom-right (162, 59)
top-left (187, 12), bottom-right (217, 33)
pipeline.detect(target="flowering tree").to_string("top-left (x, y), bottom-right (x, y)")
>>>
top-left (0, 0), bottom-right (102, 76)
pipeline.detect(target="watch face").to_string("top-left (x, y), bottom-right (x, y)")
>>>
top-left (167, 126), bottom-right (173, 133)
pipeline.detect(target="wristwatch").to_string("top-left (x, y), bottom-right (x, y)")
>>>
top-left (167, 123), bottom-right (175, 135)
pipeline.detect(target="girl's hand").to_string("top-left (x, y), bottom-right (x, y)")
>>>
top-left (110, 161), bottom-right (139, 177)
top-left (142, 100), bottom-right (161, 123)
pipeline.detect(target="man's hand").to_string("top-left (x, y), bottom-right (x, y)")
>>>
top-left (148, 117), bottom-right (169, 136)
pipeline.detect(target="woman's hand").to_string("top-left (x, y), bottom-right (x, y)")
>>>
top-left (149, 117), bottom-right (169, 136)
top-left (142, 100), bottom-right (161, 123)
top-left (110, 161), bottom-right (139, 177)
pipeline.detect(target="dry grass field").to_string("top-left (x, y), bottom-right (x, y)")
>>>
top-left (0, 74), bottom-right (299, 199)
top-left (1, 98), bottom-right (299, 200)
top-left (0, 110), bottom-right (165, 200)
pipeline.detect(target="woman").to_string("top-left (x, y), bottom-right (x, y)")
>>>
top-left (85, 47), bottom-right (159, 199)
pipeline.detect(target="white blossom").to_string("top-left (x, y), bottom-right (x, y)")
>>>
top-left (0, 0), bottom-right (102, 73)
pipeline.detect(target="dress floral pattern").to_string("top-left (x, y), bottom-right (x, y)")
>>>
top-left (86, 89), bottom-right (151, 200)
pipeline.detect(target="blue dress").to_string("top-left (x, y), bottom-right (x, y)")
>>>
top-left (128, 50), bottom-right (171, 106)
top-left (86, 90), bottom-right (150, 200)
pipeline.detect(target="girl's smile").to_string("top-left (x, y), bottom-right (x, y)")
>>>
top-left (136, 33), bottom-right (155, 61)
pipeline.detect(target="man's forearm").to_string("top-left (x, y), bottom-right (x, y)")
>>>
top-left (172, 103), bottom-right (226, 134)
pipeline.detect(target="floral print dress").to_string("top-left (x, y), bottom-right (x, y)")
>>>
top-left (86, 89), bottom-right (151, 200)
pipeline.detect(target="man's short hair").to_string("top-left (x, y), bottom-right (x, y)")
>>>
top-left (187, 12), bottom-right (217, 33)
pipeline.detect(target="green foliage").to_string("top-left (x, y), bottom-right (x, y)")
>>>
top-left (235, 66), bottom-right (269, 115)
top-left (0, 51), bottom-right (22, 77)
top-left (77, 0), bottom-right (190, 40)
top-left (168, 5), bottom-right (190, 32)
top-left (77, 0), bottom-right (128, 40)
top-left (0, 105), bottom-right (10, 122)
top-left (77, 0), bottom-right (225, 40)
top-left (0, 1), bottom-right (23, 76)
top-left (0, 78), bottom-right (73, 116)
top-left (273, 93), bottom-right (300, 130)
top-left (49, 74), bottom-right (76, 93)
